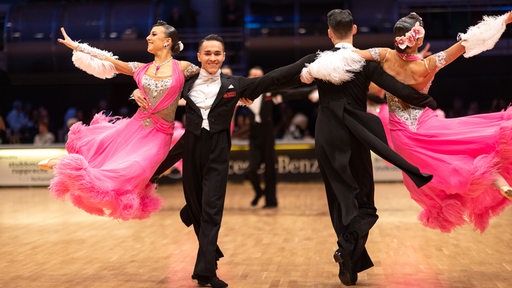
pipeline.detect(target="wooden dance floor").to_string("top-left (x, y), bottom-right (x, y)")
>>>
top-left (1, 181), bottom-right (511, 288)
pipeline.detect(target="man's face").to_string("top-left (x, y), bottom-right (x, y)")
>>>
top-left (197, 40), bottom-right (225, 74)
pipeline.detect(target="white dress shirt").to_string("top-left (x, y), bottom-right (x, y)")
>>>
top-left (335, 42), bottom-right (354, 49)
top-left (189, 69), bottom-right (221, 130)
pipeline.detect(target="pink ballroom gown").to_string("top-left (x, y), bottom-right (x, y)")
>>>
top-left (49, 60), bottom-right (185, 220)
top-left (386, 75), bottom-right (512, 232)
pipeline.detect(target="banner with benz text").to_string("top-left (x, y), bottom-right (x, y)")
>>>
top-left (0, 142), bottom-right (402, 186)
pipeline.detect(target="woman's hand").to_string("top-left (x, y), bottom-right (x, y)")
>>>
top-left (131, 89), bottom-right (149, 110)
top-left (57, 27), bottom-right (79, 50)
top-left (506, 11), bottom-right (512, 25)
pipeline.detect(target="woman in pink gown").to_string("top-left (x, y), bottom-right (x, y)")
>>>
top-left (304, 11), bottom-right (512, 233)
top-left (39, 21), bottom-right (199, 220)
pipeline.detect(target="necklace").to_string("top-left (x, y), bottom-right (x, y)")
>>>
top-left (153, 57), bottom-right (173, 75)
top-left (396, 51), bottom-right (423, 61)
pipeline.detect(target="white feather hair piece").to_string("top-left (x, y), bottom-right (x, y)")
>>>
top-left (306, 48), bottom-right (365, 85)
top-left (71, 45), bottom-right (117, 79)
top-left (457, 12), bottom-right (508, 58)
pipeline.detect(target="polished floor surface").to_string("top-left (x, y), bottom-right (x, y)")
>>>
top-left (1, 182), bottom-right (511, 288)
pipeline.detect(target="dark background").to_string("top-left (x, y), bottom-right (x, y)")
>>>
top-left (1, 0), bottom-right (511, 142)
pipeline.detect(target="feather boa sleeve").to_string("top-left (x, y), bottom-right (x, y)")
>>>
top-left (302, 49), bottom-right (365, 85)
top-left (71, 43), bottom-right (118, 79)
top-left (457, 12), bottom-right (508, 58)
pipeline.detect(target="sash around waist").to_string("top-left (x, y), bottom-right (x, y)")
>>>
top-left (133, 110), bottom-right (174, 135)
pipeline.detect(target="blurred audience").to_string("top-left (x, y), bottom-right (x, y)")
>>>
top-left (0, 91), bottom-right (508, 145)
top-left (6, 100), bottom-right (34, 143)
top-left (33, 120), bottom-right (55, 146)
top-left (283, 112), bottom-right (312, 140)
top-left (231, 107), bottom-right (251, 140)
top-left (0, 115), bottom-right (8, 144)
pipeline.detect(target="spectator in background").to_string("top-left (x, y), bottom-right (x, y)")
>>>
top-left (244, 66), bottom-right (279, 208)
top-left (274, 102), bottom-right (294, 139)
top-left (63, 117), bottom-right (78, 143)
top-left (447, 97), bottom-right (467, 118)
top-left (221, 65), bottom-right (233, 75)
top-left (6, 100), bottom-right (33, 143)
top-left (0, 115), bottom-right (8, 144)
top-left (466, 100), bottom-right (480, 115)
top-left (489, 96), bottom-right (509, 112)
top-left (34, 120), bottom-right (55, 146)
top-left (283, 112), bottom-right (312, 140)
top-left (231, 107), bottom-right (251, 140)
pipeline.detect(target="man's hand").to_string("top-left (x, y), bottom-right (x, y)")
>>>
top-left (238, 98), bottom-right (253, 106)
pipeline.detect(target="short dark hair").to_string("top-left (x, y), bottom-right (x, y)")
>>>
top-left (327, 9), bottom-right (354, 39)
top-left (198, 34), bottom-right (225, 51)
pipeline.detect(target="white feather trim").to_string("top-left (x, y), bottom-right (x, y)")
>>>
top-left (306, 49), bottom-right (365, 85)
top-left (72, 50), bottom-right (117, 79)
top-left (457, 13), bottom-right (508, 58)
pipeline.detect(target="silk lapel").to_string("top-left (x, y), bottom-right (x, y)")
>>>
top-left (210, 76), bottom-right (231, 110)
top-left (183, 75), bottom-right (201, 113)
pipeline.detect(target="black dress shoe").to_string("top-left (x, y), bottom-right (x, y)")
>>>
top-left (262, 203), bottom-right (278, 209)
top-left (192, 274), bottom-right (228, 288)
top-left (334, 249), bottom-right (357, 286)
top-left (250, 192), bottom-right (263, 206)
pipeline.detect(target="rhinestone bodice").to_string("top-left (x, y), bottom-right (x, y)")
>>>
top-left (141, 75), bottom-right (178, 123)
top-left (387, 94), bottom-right (424, 131)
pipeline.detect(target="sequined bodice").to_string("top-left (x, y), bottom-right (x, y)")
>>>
top-left (386, 52), bottom-right (446, 131)
top-left (142, 75), bottom-right (172, 106)
top-left (141, 75), bottom-right (177, 122)
top-left (387, 94), bottom-right (425, 131)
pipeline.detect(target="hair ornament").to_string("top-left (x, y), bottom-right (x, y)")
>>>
top-left (395, 22), bottom-right (425, 49)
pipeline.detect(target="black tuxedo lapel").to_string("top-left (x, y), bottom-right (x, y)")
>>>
top-left (183, 74), bottom-right (199, 96)
top-left (183, 75), bottom-right (201, 114)
top-left (210, 77), bottom-right (231, 110)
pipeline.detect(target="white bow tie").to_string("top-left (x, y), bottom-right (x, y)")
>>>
top-left (199, 70), bottom-right (220, 82)
top-left (200, 75), bottom-right (219, 82)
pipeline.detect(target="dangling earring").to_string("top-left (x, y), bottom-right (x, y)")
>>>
top-left (164, 43), bottom-right (169, 47)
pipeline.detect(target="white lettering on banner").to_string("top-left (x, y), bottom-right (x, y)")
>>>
top-left (229, 156), bottom-right (320, 176)
top-left (277, 156), bottom-right (320, 174)
top-left (229, 160), bottom-right (250, 175)
top-left (0, 145), bottom-right (403, 186)
top-left (0, 147), bottom-right (66, 186)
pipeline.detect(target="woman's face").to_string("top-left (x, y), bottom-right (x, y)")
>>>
top-left (146, 26), bottom-right (171, 54)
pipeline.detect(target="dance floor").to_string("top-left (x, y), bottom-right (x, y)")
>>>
top-left (1, 181), bottom-right (511, 288)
